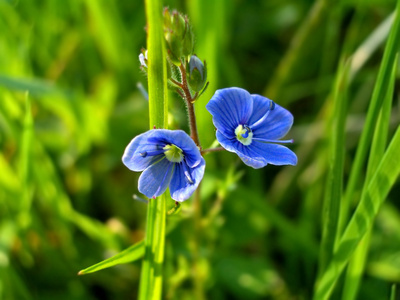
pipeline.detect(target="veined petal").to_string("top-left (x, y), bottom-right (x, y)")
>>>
top-left (216, 130), bottom-right (297, 168)
top-left (215, 130), bottom-right (240, 153)
top-left (148, 129), bottom-right (202, 168)
top-left (247, 94), bottom-right (273, 126)
top-left (170, 158), bottom-right (205, 202)
top-left (122, 131), bottom-right (163, 172)
top-left (216, 130), bottom-right (265, 168)
top-left (232, 139), bottom-right (269, 169)
top-left (251, 141), bottom-right (297, 166)
top-left (251, 99), bottom-right (294, 140)
top-left (138, 158), bottom-right (174, 198)
top-left (206, 88), bottom-right (253, 138)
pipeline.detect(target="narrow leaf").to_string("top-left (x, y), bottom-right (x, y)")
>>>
top-left (318, 58), bottom-right (349, 275)
top-left (78, 240), bottom-right (145, 275)
top-left (340, 2), bottom-right (400, 233)
top-left (314, 124), bottom-right (400, 299)
top-left (342, 54), bottom-right (398, 300)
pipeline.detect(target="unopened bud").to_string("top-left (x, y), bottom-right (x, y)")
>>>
top-left (182, 16), bottom-right (194, 57)
top-left (187, 55), bottom-right (207, 93)
top-left (163, 8), bottom-right (194, 65)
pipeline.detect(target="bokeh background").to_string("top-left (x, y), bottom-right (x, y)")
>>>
top-left (1, 0), bottom-right (399, 299)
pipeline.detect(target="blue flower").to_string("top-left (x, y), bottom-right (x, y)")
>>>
top-left (206, 87), bottom-right (297, 168)
top-left (122, 129), bottom-right (205, 201)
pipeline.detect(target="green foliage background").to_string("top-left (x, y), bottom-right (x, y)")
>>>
top-left (1, 0), bottom-right (400, 299)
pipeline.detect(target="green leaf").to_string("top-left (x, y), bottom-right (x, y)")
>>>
top-left (78, 240), bottom-right (145, 275)
top-left (314, 124), bottom-right (400, 299)
top-left (341, 54), bottom-right (398, 300)
top-left (340, 2), bottom-right (400, 234)
top-left (317, 58), bottom-right (350, 276)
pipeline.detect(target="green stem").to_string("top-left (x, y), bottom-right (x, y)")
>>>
top-left (139, 197), bottom-right (166, 300)
top-left (139, 0), bottom-right (167, 299)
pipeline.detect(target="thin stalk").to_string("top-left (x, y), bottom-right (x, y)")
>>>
top-left (178, 63), bottom-right (201, 147)
top-left (139, 0), bottom-right (168, 299)
top-left (201, 147), bottom-right (224, 154)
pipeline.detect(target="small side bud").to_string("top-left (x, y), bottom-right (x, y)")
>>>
top-left (187, 55), bottom-right (207, 93)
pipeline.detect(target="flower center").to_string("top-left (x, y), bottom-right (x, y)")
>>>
top-left (163, 144), bottom-right (184, 162)
top-left (235, 124), bottom-right (253, 146)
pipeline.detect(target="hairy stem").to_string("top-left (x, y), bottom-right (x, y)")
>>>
top-left (178, 63), bottom-right (201, 148)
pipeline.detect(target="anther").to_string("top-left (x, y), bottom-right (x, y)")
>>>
top-left (140, 149), bottom-right (165, 158)
top-left (241, 125), bottom-right (251, 138)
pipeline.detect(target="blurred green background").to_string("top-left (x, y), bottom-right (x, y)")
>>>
top-left (1, 0), bottom-right (399, 299)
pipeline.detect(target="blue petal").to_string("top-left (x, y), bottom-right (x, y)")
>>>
top-left (216, 131), bottom-right (267, 168)
top-left (215, 130), bottom-right (240, 153)
top-left (249, 141), bottom-right (297, 166)
top-left (250, 95), bottom-right (294, 140)
top-left (170, 158), bottom-right (205, 202)
top-left (216, 131), bottom-right (297, 168)
top-left (206, 88), bottom-right (253, 138)
top-left (138, 158), bottom-right (174, 198)
top-left (122, 130), bottom-right (164, 172)
top-left (247, 94), bottom-right (273, 126)
top-left (147, 129), bottom-right (202, 168)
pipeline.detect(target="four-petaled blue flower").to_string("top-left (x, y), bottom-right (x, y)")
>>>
top-left (206, 87), bottom-right (297, 168)
top-left (122, 129), bottom-right (205, 201)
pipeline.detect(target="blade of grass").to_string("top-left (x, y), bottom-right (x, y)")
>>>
top-left (269, 7), bottom-right (397, 205)
top-left (390, 285), bottom-right (397, 300)
top-left (340, 0), bottom-right (400, 235)
top-left (78, 240), bottom-right (145, 275)
top-left (314, 123), bottom-right (400, 299)
top-left (264, 0), bottom-right (334, 103)
top-left (341, 54), bottom-right (397, 300)
top-left (138, 0), bottom-right (168, 299)
top-left (17, 93), bottom-right (34, 229)
top-left (0, 75), bottom-right (61, 96)
top-left (317, 58), bottom-right (350, 276)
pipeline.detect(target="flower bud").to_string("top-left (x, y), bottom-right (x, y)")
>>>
top-left (163, 8), bottom-right (194, 65)
top-left (187, 55), bottom-right (207, 93)
top-left (182, 16), bottom-right (194, 57)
